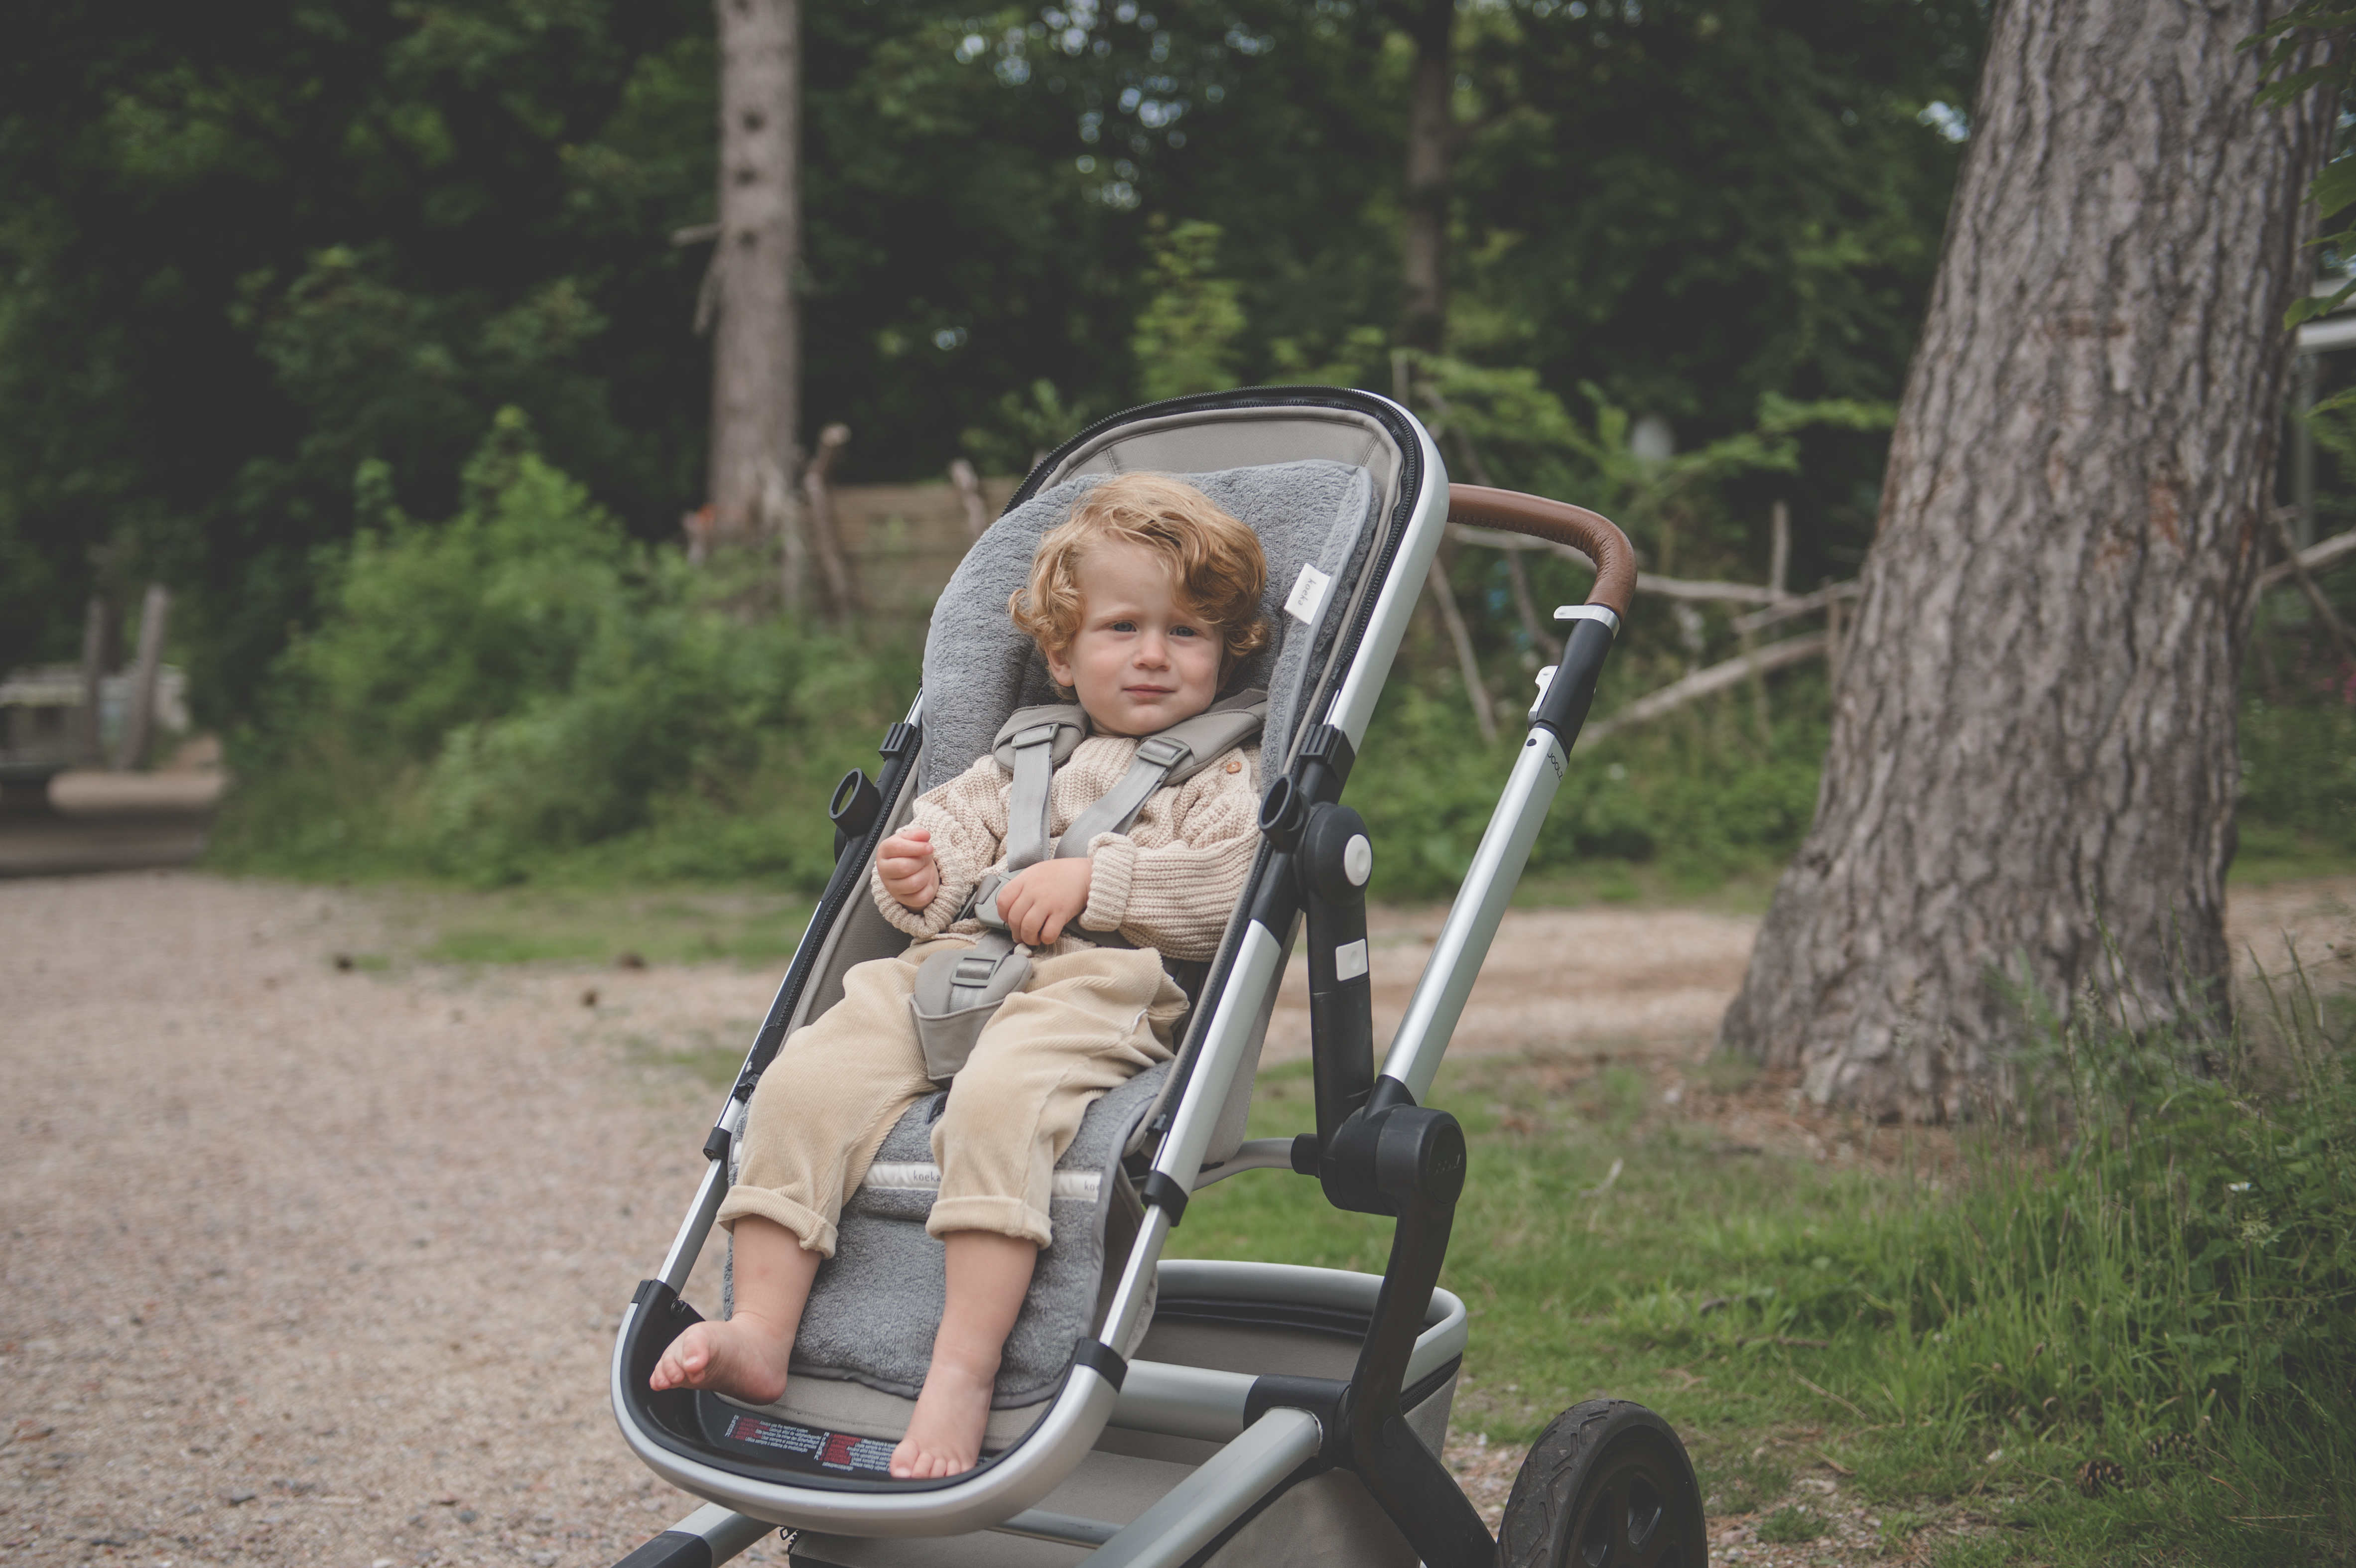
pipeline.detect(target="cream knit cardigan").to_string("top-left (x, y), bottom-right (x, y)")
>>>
top-left (870, 734), bottom-right (1263, 961)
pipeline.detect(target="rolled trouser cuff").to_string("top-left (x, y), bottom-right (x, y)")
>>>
top-left (926, 1194), bottom-right (1052, 1249)
top-left (716, 1186), bottom-right (838, 1258)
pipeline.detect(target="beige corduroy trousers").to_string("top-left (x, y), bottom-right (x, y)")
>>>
top-left (716, 940), bottom-right (1184, 1254)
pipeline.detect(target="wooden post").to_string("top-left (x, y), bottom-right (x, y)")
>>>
top-left (1823, 587), bottom-right (1845, 687)
top-left (76, 596), bottom-right (109, 767)
top-left (2268, 505), bottom-right (2356, 670)
top-left (1424, 554), bottom-right (1497, 744)
top-left (949, 458), bottom-right (991, 540)
top-left (1750, 502), bottom-right (1792, 749)
top-left (801, 423), bottom-right (858, 617)
top-left (756, 455), bottom-right (804, 611)
top-left (114, 584), bottom-right (169, 772)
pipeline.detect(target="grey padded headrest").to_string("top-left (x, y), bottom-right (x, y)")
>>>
top-left (919, 461), bottom-right (1379, 795)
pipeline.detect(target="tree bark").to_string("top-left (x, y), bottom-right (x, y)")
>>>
top-left (1718, 0), bottom-right (2333, 1120)
top-left (1400, 0), bottom-right (1452, 352)
top-left (706, 0), bottom-right (800, 544)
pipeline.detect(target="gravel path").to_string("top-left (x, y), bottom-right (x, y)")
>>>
top-left (5, 870), bottom-right (2349, 1568)
top-left (1, 873), bottom-right (775, 1568)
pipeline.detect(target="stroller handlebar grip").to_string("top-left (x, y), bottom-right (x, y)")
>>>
top-left (1446, 485), bottom-right (1637, 616)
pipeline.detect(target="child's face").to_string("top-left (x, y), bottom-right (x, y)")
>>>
top-left (1043, 541), bottom-right (1224, 737)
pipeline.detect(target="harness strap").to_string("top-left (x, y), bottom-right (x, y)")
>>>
top-left (1057, 733), bottom-right (1191, 859)
top-left (1000, 722), bottom-right (1062, 873)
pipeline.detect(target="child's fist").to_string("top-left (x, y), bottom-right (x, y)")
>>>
top-left (995, 857), bottom-right (1093, 946)
top-left (877, 828), bottom-right (940, 910)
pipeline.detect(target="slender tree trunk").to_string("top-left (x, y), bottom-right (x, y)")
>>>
top-left (1718, 0), bottom-right (2332, 1120)
top-left (706, 0), bottom-right (800, 543)
top-left (1400, 0), bottom-right (1452, 352)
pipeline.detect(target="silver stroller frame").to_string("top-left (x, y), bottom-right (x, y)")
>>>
top-left (607, 388), bottom-right (1698, 1568)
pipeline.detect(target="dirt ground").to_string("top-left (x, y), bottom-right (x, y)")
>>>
top-left (3, 872), bottom-right (2350, 1568)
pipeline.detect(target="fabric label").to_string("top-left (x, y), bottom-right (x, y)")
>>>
top-left (1285, 563), bottom-right (1332, 625)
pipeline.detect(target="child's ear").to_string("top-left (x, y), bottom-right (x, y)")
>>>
top-left (1043, 641), bottom-right (1075, 688)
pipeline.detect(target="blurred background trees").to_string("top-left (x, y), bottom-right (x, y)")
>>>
top-left (6, 0), bottom-right (2346, 917)
top-left (0, 0), bottom-right (1983, 707)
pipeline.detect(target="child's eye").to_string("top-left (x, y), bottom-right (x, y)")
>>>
top-left (1109, 619), bottom-right (1137, 633)
top-left (1171, 624), bottom-right (1200, 638)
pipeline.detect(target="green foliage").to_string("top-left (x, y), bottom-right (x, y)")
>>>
top-left (1182, 961), bottom-right (2356, 1559)
top-left (212, 412), bottom-right (914, 885)
top-left (2252, 3), bottom-right (2356, 387)
top-left (960, 380), bottom-right (1096, 476)
top-left (0, 0), bottom-right (1980, 714)
top-left (1403, 349), bottom-right (1894, 576)
top-left (1130, 219), bottom-right (1246, 402)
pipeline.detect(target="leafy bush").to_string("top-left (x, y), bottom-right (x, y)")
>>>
top-left (211, 410), bottom-right (914, 886)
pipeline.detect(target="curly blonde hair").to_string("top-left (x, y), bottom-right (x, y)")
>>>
top-left (1010, 474), bottom-right (1269, 677)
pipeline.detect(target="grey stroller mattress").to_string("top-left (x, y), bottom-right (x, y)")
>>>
top-left (718, 1062), bottom-right (1168, 1459)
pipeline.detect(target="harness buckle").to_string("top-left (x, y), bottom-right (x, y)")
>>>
top-left (1136, 735), bottom-right (1191, 769)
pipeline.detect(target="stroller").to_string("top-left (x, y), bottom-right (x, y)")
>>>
top-left (608, 387), bottom-right (1707, 1568)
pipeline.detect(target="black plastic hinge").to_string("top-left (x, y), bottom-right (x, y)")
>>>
top-left (1244, 1373), bottom-right (1350, 1441)
top-left (702, 1125), bottom-right (732, 1163)
top-left (879, 721), bottom-right (919, 759)
top-left (1291, 1133), bottom-right (1321, 1175)
top-left (1137, 1170), bottom-right (1189, 1225)
top-left (1072, 1337), bottom-right (1129, 1391)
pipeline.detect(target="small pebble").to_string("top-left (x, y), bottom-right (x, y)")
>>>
top-left (615, 951), bottom-right (647, 970)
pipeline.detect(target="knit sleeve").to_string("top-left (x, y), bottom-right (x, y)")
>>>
top-left (1079, 744), bottom-right (1262, 960)
top-left (872, 755), bottom-right (1009, 937)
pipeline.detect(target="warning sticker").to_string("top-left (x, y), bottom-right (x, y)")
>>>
top-left (720, 1414), bottom-right (898, 1476)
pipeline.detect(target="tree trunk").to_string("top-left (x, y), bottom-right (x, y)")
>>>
top-left (1717, 0), bottom-right (2332, 1120)
top-left (706, 0), bottom-right (800, 543)
top-left (1400, 0), bottom-right (1452, 352)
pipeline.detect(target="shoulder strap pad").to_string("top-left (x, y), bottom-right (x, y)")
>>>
top-left (991, 703), bottom-right (1090, 773)
top-left (1150, 687), bottom-right (1268, 787)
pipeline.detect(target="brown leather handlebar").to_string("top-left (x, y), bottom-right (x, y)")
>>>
top-left (1446, 484), bottom-right (1638, 617)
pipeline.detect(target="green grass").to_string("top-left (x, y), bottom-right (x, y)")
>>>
top-left (372, 883), bottom-right (814, 969)
top-left (1174, 974), bottom-right (2356, 1564)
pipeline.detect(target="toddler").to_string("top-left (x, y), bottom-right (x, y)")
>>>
top-left (649, 474), bottom-right (1270, 1479)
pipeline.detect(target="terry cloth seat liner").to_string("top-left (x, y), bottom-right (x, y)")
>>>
top-left (727, 1060), bottom-right (1170, 1424)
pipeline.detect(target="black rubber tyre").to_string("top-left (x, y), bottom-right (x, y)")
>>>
top-left (1498, 1399), bottom-right (1707, 1568)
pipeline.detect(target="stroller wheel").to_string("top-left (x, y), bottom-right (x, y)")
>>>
top-left (1498, 1399), bottom-right (1707, 1568)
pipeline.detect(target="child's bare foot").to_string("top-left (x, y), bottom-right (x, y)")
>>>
top-left (648, 1314), bottom-right (792, 1404)
top-left (889, 1359), bottom-right (996, 1478)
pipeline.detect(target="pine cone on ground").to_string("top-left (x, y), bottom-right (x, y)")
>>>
top-left (2075, 1457), bottom-right (2125, 1498)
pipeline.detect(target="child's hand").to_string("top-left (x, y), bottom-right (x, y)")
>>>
top-left (877, 828), bottom-right (941, 910)
top-left (995, 858), bottom-right (1093, 946)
